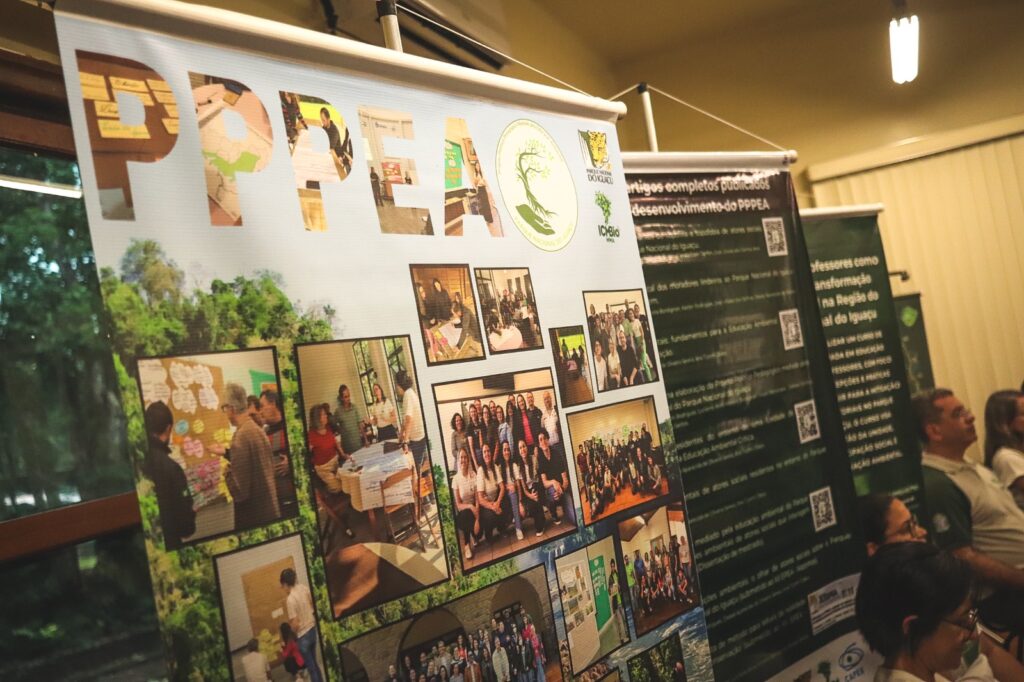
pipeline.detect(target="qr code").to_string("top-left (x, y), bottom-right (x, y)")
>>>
top-left (794, 399), bottom-right (821, 443)
top-left (778, 308), bottom-right (804, 350)
top-left (809, 486), bottom-right (837, 532)
top-left (762, 217), bottom-right (788, 257)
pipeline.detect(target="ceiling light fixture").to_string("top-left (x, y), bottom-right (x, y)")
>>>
top-left (890, 0), bottom-right (919, 84)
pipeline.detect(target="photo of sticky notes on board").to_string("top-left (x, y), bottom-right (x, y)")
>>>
top-left (153, 90), bottom-right (176, 105)
top-left (109, 76), bottom-right (149, 92)
top-left (81, 84), bottom-right (110, 101)
top-left (147, 78), bottom-right (172, 92)
top-left (162, 118), bottom-right (180, 135)
top-left (94, 100), bottom-right (119, 118)
top-left (164, 103), bottom-right (179, 118)
top-left (79, 71), bottom-right (105, 87)
top-left (97, 119), bottom-right (150, 140)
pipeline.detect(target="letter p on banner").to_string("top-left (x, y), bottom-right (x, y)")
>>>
top-left (189, 73), bottom-right (273, 226)
top-left (75, 51), bottom-right (180, 220)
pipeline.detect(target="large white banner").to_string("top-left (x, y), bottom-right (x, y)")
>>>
top-left (55, 2), bottom-right (712, 681)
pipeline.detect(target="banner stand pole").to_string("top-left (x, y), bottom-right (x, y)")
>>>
top-left (376, 0), bottom-right (404, 52)
top-left (638, 82), bottom-right (659, 152)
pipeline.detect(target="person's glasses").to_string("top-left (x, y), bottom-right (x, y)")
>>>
top-left (943, 607), bottom-right (979, 633)
top-left (886, 514), bottom-right (920, 538)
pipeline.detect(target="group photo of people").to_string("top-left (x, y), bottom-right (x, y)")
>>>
top-left (434, 369), bottom-right (577, 570)
top-left (567, 397), bottom-right (669, 525)
top-left (137, 348), bottom-right (297, 549)
top-left (294, 337), bottom-right (449, 619)
top-left (583, 290), bottom-right (659, 392)
top-left (358, 106), bottom-right (433, 235)
top-left (214, 534), bottom-right (326, 682)
top-left (626, 634), bottom-right (687, 682)
top-left (555, 536), bottom-right (630, 675)
top-left (549, 326), bottom-right (594, 408)
top-left (279, 91), bottom-right (353, 232)
top-left (340, 565), bottom-right (562, 682)
top-left (411, 264), bottom-right (486, 365)
top-left (474, 268), bottom-right (543, 354)
top-left (618, 502), bottom-right (699, 636)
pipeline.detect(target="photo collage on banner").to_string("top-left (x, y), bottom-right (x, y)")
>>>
top-left (54, 7), bottom-right (712, 682)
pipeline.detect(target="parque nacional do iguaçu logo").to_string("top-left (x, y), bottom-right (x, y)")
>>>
top-left (496, 119), bottom-right (578, 251)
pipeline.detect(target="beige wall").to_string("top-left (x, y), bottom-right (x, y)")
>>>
top-left (609, 0), bottom-right (1024, 198)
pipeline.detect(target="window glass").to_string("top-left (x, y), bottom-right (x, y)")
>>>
top-left (0, 145), bottom-right (132, 520)
top-left (0, 526), bottom-right (164, 679)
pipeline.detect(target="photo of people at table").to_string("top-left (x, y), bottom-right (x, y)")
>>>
top-left (567, 397), bottom-right (669, 525)
top-left (474, 267), bottom-right (543, 354)
top-left (214, 534), bottom-right (327, 682)
top-left (434, 368), bottom-right (577, 571)
top-left (294, 337), bottom-right (449, 619)
top-left (550, 326), bottom-right (594, 408)
top-left (279, 91), bottom-right (353, 232)
top-left (617, 502), bottom-right (699, 637)
top-left (339, 564), bottom-right (562, 682)
top-left (555, 536), bottom-right (630, 675)
top-left (583, 290), bottom-right (659, 392)
top-left (410, 264), bottom-right (486, 365)
top-left (136, 348), bottom-right (298, 549)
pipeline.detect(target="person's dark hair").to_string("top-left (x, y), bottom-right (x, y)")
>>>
top-left (260, 389), bottom-right (282, 412)
top-left (537, 428), bottom-right (549, 441)
top-left (910, 388), bottom-right (954, 444)
top-left (337, 383), bottom-right (349, 399)
top-left (395, 369), bottom-right (413, 391)
top-left (320, 106), bottom-right (330, 120)
top-left (452, 301), bottom-right (463, 316)
top-left (984, 390), bottom-right (1023, 467)
top-left (144, 401), bottom-right (174, 438)
top-left (247, 395), bottom-right (261, 411)
top-left (451, 412), bottom-right (464, 431)
top-left (247, 638), bottom-right (259, 653)
top-left (280, 621), bottom-right (295, 643)
top-left (855, 542), bottom-right (973, 658)
top-left (309, 403), bottom-right (328, 429)
top-left (858, 494), bottom-right (896, 546)
top-left (280, 567), bottom-right (297, 587)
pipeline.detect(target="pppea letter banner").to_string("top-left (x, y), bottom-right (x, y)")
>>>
top-left (624, 153), bottom-right (863, 682)
top-left (55, 2), bottom-right (711, 681)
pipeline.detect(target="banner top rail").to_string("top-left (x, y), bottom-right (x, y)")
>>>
top-left (800, 204), bottom-right (885, 220)
top-left (622, 150), bottom-right (797, 172)
top-left (58, 0), bottom-right (627, 122)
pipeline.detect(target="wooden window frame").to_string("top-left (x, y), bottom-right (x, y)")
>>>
top-left (0, 50), bottom-right (143, 563)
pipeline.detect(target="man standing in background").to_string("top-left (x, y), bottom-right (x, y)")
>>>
top-left (260, 389), bottom-right (296, 518)
top-left (281, 568), bottom-right (323, 682)
top-left (222, 383), bottom-right (279, 530)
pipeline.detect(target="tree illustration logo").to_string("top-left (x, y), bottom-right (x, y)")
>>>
top-left (496, 119), bottom-right (578, 251)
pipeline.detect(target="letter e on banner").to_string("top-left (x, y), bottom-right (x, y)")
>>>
top-left (358, 106), bottom-right (433, 235)
top-left (75, 51), bottom-right (179, 220)
top-left (189, 73), bottom-right (273, 226)
top-left (278, 91), bottom-right (354, 232)
top-left (443, 118), bottom-right (503, 237)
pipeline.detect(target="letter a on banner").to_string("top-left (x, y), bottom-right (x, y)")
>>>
top-left (443, 117), bottom-right (503, 237)
top-left (75, 51), bottom-right (180, 220)
top-left (190, 73), bottom-right (273, 226)
top-left (278, 91), bottom-right (354, 232)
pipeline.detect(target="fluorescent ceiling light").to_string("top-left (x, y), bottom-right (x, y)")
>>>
top-left (889, 14), bottom-right (919, 84)
top-left (0, 174), bottom-right (83, 199)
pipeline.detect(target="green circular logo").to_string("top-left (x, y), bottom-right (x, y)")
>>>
top-left (496, 119), bottom-right (578, 251)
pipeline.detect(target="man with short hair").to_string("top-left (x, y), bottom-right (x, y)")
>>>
top-left (334, 384), bottom-right (366, 455)
top-left (222, 383), bottom-right (279, 530)
top-left (913, 387), bottom-right (1024, 633)
top-left (144, 401), bottom-right (195, 550)
top-left (540, 392), bottom-right (562, 458)
top-left (538, 430), bottom-right (575, 526)
top-left (525, 393), bottom-right (543, 443)
top-left (260, 389), bottom-right (296, 517)
top-left (281, 567), bottom-right (323, 682)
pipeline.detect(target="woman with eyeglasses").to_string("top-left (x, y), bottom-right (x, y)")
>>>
top-left (859, 494), bottom-right (929, 556)
top-left (856, 542), bottom-right (1024, 682)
